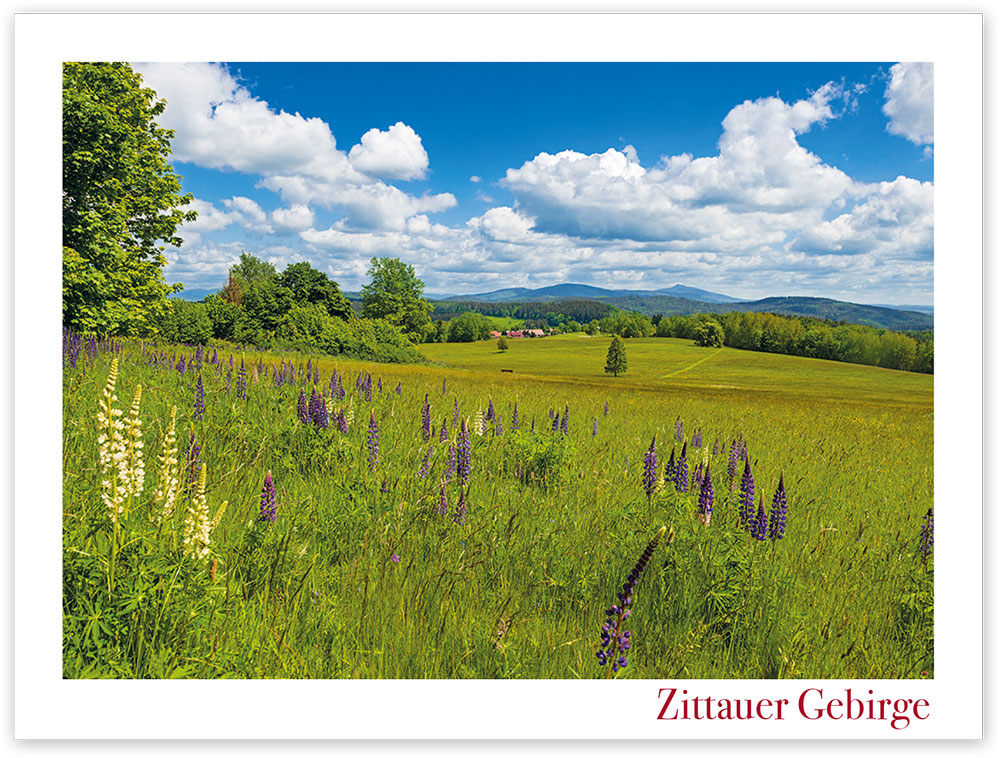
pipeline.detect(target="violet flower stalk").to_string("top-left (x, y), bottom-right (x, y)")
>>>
top-left (367, 411), bottom-right (380, 471)
top-left (417, 447), bottom-right (434, 479)
top-left (604, 401), bottom-right (609, 416)
top-left (439, 417), bottom-right (449, 442)
top-left (697, 465), bottom-right (714, 526)
top-left (437, 480), bottom-right (448, 515)
top-left (421, 394), bottom-right (432, 441)
top-left (664, 448), bottom-right (676, 484)
top-left (919, 507), bottom-right (934, 563)
top-left (445, 443), bottom-right (457, 481)
top-left (236, 358), bottom-right (247, 400)
top-left (768, 474), bottom-right (787, 541)
top-left (592, 418), bottom-right (598, 436)
top-left (560, 405), bottom-right (569, 435)
top-left (597, 526), bottom-right (667, 675)
top-left (674, 416), bottom-right (683, 442)
top-left (456, 420), bottom-right (471, 483)
top-left (259, 470), bottom-right (277, 523)
top-left (674, 442), bottom-right (689, 493)
top-left (642, 437), bottom-right (658, 499)
top-left (486, 398), bottom-right (495, 421)
top-left (453, 487), bottom-right (467, 525)
top-left (739, 459), bottom-right (755, 531)
top-left (312, 393), bottom-right (329, 429)
top-left (512, 402), bottom-right (520, 431)
top-left (752, 497), bottom-right (768, 541)
top-left (297, 390), bottom-right (311, 425)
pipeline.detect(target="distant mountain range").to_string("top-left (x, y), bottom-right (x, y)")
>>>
top-left (172, 281), bottom-right (933, 332)
top-left (433, 282), bottom-right (742, 304)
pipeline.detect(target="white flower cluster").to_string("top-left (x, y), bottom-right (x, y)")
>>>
top-left (182, 462), bottom-right (211, 562)
top-left (153, 406), bottom-right (180, 525)
top-left (96, 358), bottom-right (126, 522)
top-left (473, 410), bottom-right (485, 436)
top-left (702, 445), bottom-right (711, 470)
top-left (344, 403), bottom-right (355, 425)
top-left (121, 384), bottom-right (145, 499)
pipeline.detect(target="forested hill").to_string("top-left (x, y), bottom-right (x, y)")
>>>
top-left (603, 295), bottom-right (933, 331)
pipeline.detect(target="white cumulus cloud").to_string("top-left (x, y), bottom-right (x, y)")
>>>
top-left (348, 122), bottom-right (429, 180)
top-left (883, 62), bottom-right (934, 145)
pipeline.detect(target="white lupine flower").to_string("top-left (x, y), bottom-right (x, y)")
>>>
top-left (121, 384), bottom-right (144, 499)
top-left (183, 463), bottom-right (211, 561)
top-left (473, 409), bottom-right (485, 436)
top-left (97, 358), bottom-right (126, 522)
top-left (702, 445), bottom-right (711, 470)
top-left (153, 406), bottom-right (179, 525)
top-left (344, 403), bottom-right (355, 425)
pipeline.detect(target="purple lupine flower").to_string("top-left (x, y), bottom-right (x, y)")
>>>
top-left (312, 393), bottom-right (329, 429)
top-left (377, 378), bottom-right (383, 393)
top-left (727, 439), bottom-right (739, 484)
top-left (297, 390), bottom-right (311, 425)
top-left (229, 354), bottom-right (234, 370)
top-left (494, 413), bottom-right (503, 436)
top-left (439, 417), bottom-right (449, 442)
top-left (193, 373), bottom-right (206, 421)
top-left (417, 446), bottom-right (434, 479)
top-left (236, 359), bottom-right (247, 400)
top-left (442, 378), bottom-right (447, 395)
top-left (456, 420), bottom-right (471, 483)
top-left (674, 443), bottom-right (689, 493)
top-left (453, 487), bottom-right (467, 525)
top-left (693, 463), bottom-right (703, 488)
top-left (391, 553), bottom-right (400, 563)
top-left (337, 409), bottom-right (349, 434)
top-left (438, 480), bottom-right (448, 515)
top-left (693, 429), bottom-right (703, 447)
top-left (642, 437), bottom-right (658, 499)
top-left (919, 507), bottom-right (933, 563)
top-left (597, 526), bottom-right (667, 675)
top-left (395, 382), bottom-right (402, 395)
top-left (259, 470), bottom-right (277, 523)
top-left (512, 402), bottom-right (520, 431)
top-left (592, 418), bottom-right (598, 436)
top-left (752, 497), bottom-right (768, 541)
top-left (739, 459), bottom-right (755, 530)
top-left (211, 348), bottom-right (218, 364)
top-left (486, 398), bottom-right (495, 421)
top-left (665, 448), bottom-right (676, 483)
top-left (380, 479), bottom-right (390, 495)
top-left (177, 355), bottom-right (187, 375)
top-left (185, 430), bottom-right (201, 484)
top-left (604, 401), bottom-right (609, 416)
top-left (445, 443), bottom-right (457, 481)
top-left (549, 408), bottom-right (555, 420)
top-left (712, 438), bottom-right (719, 455)
top-left (698, 465), bottom-right (714, 526)
top-left (551, 413), bottom-right (560, 432)
top-left (674, 416), bottom-right (683, 442)
top-left (306, 359), bottom-right (312, 377)
top-left (768, 474), bottom-right (787, 541)
top-left (452, 397), bottom-right (460, 427)
top-left (87, 336), bottom-right (97, 360)
top-left (560, 405), bottom-right (569, 435)
top-left (421, 394), bottom-right (432, 441)
top-left (367, 411), bottom-right (379, 471)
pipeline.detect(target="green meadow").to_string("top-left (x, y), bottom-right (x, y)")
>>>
top-left (62, 335), bottom-right (933, 679)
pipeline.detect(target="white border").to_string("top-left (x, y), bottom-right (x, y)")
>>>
top-left (13, 11), bottom-right (983, 743)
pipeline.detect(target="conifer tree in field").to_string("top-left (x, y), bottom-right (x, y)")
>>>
top-left (605, 335), bottom-right (628, 377)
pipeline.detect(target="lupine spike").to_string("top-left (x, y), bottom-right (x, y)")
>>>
top-left (768, 474), bottom-right (787, 541)
top-left (457, 420), bottom-right (471, 483)
top-left (642, 436), bottom-right (658, 499)
top-left (698, 465), bottom-right (714, 526)
top-left (674, 442), bottom-right (689, 493)
top-left (367, 411), bottom-right (380, 471)
top-left (739, 459), bottom-right (755, 530)
top-left (259, 470), bottom-right (277, 523)
top-left (919, 507), bottom-right (934, 563)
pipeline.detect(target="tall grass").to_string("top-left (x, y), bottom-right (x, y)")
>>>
top-left (62, 336), bottom-right (933, 679)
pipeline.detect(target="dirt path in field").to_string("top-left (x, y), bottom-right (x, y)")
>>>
top-left (661, 348), bottom-right (724, 378)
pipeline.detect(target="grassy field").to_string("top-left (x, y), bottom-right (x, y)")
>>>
top-left (62, 334), bottom-right (933, 679)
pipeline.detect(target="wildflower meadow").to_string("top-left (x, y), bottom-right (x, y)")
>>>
top-left (62, 331), bottom-right (933, 679)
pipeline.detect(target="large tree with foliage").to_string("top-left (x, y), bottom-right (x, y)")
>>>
top-left (63, 62), bottom-right (196, 335)
top-left (361, 257), bottom-right (433, 340)
top-left (277, 261), bottom-right (352, 320)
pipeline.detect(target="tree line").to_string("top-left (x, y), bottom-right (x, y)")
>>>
top-left (590, 310), bottom-right (932, 374)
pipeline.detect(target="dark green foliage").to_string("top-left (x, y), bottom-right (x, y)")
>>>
top-left (63, 62), bottom-right (196, 336)
top-left (497, 336), bottom-right (509, 352)
top-left (447, 312), bottom-right (492, 342)
top-left (596, 310), bottom-right (654, 338)
top-left (694, 318), bottom-right (725, 348)
top-left (361, 257), bottom-right (433, 340)
top-left (605, 335), bottom-right (628, 376)
top-left (430, 298), bottom-right (614, 326)
top-left (160, 300), bottom-right (213, 344)
top-left (277, 261), bottom-right (352, 320)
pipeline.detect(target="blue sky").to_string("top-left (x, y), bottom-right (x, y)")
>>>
top-left (134, 62), bottom-right (933, 304)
